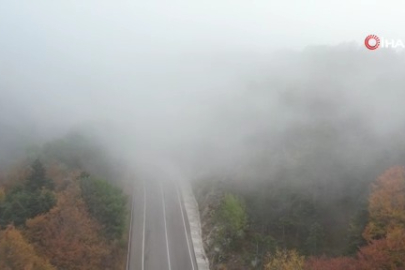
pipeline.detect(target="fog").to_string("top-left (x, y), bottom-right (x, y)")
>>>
top-left (1, 0), bottom-right (405, 185)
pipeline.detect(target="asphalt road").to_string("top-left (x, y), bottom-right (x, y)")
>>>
top-left (127, 178), bottom-right (198, 270)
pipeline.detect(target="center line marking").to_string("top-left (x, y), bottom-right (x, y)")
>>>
top-left (160, 183), bottom-right (172, 270)
top-left (142, 180), bottom-right (146, 270)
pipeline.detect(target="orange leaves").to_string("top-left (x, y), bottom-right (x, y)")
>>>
top-left (354, 167), bottom-right (405, 269)
top-left (363, 166), bottom-right (405, 241)
top-left (357, 226), bottom-right (405, 269)
top-left (305, 256), bottom-right (359, 270)
top-left (0, 226), bottom-right (55, 270)
top-left (0, 161), bottom-right (126, 270)
top-left (45, 162), bottom-right (82, 191)
top-left (304, 166), bottom-right (405, 270)
top-left (25, 182), bottom-right (109, 270)
top-left (0, 161), bottom-right (31, 190)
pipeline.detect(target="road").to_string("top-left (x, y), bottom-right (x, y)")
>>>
top-left (126, 178), bottom-right (198, 270)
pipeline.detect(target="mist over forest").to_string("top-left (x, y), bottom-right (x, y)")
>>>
top-left (1, 1), bottom-right (405, 269)
top-left (2, 45), bottom-right (405, 180)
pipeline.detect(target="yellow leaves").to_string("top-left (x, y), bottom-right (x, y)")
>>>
top-left (357, 166), bottom-right (405, 269)
top-left (264, 249), bottom-right (305, 270)
top-left (25, 182), bottom-right (109, 270)
top-left (45, 162), bottom-right (82, 191)
top-left (1, 162), bottom-right (125, 270)
top-left (0, 186), bottom-right (5, 202)
top-left (356, 227), bottom-right (405, 270)
top-left (363, 166), bottom-right (405, 241)
top-left (0, 226), bottom-right (55, 270)
top-left (363, 221), bottom-right (384, 242)
top-left (306, 166), bottom-right (405, 270)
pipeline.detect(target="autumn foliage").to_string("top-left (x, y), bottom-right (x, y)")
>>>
top-left (25, 183), bottom-right (110, 269)
top-left (264, 249), bottom-right (305, 270)
top-left (305, 256), bottom-right (359, 270)
top-left (363, 166), bottom-right (405, 241)
top-left (0, 225), bottom-right (54, 270)
top-left (0, 160), bottom-right (127, 270)
top-left (305, 166), bottom-right (405, 270)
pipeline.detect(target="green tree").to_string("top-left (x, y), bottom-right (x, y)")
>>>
top-left (79, 176), bottom-right (127, 240)
top-left (27, 159), bottom-right (53, 191)
top-left (0, 160), bottom-right (56, 227)
top-left (0, 187), bottom-right (56, 227)
top-left (305, 222), bottom-right (324, 256)
top-left (345, 205), bottom-right (368, 255)
top-left (218, 193), bottom-right (248, 249)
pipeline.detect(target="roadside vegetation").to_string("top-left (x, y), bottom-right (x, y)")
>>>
top-left (0, 134), bottom-right (128, 270)
top-left (196, 166), bottom-right (405, 270)
top-left (193, 51), bottom-right (405, 269)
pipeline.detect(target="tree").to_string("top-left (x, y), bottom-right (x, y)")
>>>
top-left (305, 222), bottom-right (324, 256)
top-left (305, 256), bottom-right (359, 270)
top-left (0, 187), bottom-right (56, 227)
top-left (0, 225), bottom-right (55, 270)
top-left (336, 166), bottom-right (405, 269)
top-left (27, 159), bottom-right (53, 191)
top-left (79, 176), bottom-right (127, 240)
top-left (345, 204), bottom-right (368, 255)
top-left (0, 160), bottom-right (56, 227)
top-left (265, 249), bottom-right (305, 270)
top-left (218, 193), bottom-right (248, 249)
top-left (0, 187), bottom-right (5, 202)
top-left (302, 167), bottom-right (405, 269)
top-left (363, 166), bottom-right (405, 241)
top-left (357, 227), bottom-right (405, 270)
top-left (25, 183), bottom-right (109, 270)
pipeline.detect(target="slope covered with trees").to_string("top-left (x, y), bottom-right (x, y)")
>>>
top-left (0, 134), bottom-right (128, 270)
top-left (192, 48), bottom-right (405, 270)
top-left (197, 165), bottom-right (405, 269)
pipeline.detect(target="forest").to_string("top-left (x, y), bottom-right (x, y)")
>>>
top-left (193, 63), bottom-right (405, 269)
top-left (196, 166), bottom-right (405, 270)
top-left (169, 47), bottom-right (405, 270)
top-left (1, 3), bottom-right (405, 268)
top-left (0, 134), bottom-right (128, 270)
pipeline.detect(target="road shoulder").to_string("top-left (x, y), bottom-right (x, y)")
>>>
top-left (180, 181), bottom-right (210, 270)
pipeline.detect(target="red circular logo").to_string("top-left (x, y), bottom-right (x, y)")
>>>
top-left (365, 35), bottom-right (380, 50)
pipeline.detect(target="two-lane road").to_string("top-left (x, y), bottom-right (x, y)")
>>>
top-left (127, 178), bottom-right (197, 270)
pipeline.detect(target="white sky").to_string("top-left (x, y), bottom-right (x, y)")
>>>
top-left (1, 0), bottom-right (404, 54)
top-left (1, 0), bottom-right (404, 131)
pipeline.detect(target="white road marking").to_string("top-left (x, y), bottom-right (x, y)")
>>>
top-left (160, 183), bottom-right (172, 270)
top-left (175, 183), bottom-right (196, 270)
top-left (142, 180), bottom-right (146, 270)
top-left (126, 186), bottom-right (135, 270)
